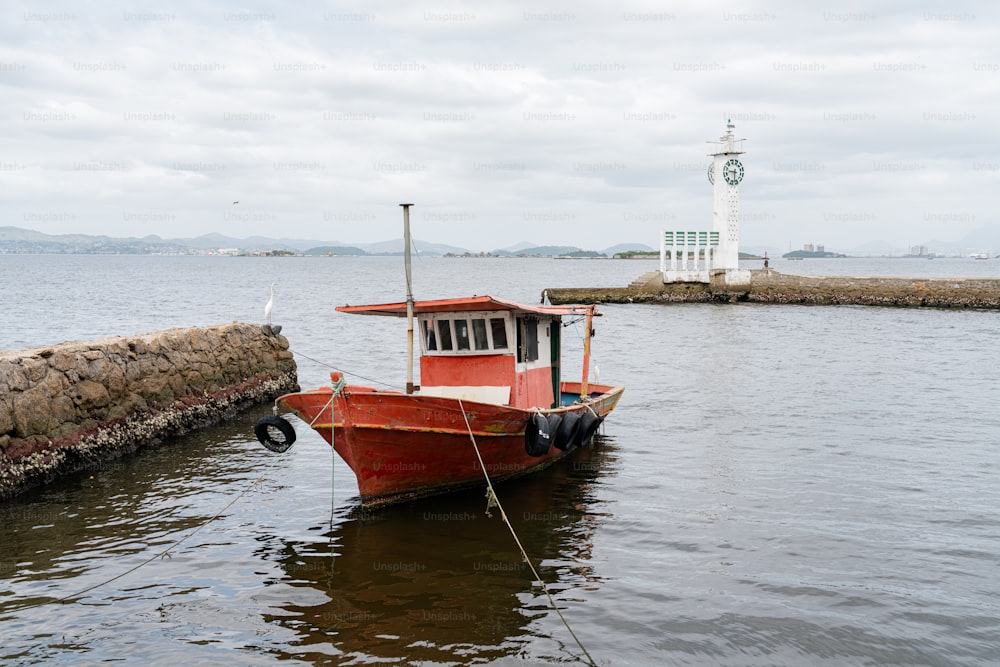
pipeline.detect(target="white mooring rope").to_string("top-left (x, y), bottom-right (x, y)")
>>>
top-left (4, 433), bottom-right (300, 613)
top-left (5, 384), bottom-right (343, 615)
top-left (457, 399), bottom-right (598, 667)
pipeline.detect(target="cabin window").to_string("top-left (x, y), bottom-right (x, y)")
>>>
top-left (437, 320), bottom-right (453, 350)
top-left (472, 319), bottom-right (489, 350)
top-left (516, 317), bottom-right (539, 363)
top-left (525, 318), bottom-right (538, 361)
top-left (420, 312), bottom-right (513, 356)
top-left (424, 319), bottom-right (437, 351)
top-left (490, 318), bottom-right (508, 349)
top-left (454, 319), bottom-right (471, 350)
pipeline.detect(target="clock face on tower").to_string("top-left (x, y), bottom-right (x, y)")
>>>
top-left (723, 158), bottom-right (744, 186)
top-left (707, 163), bottom-right (715, 184)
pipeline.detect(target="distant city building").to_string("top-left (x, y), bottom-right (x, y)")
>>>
top-left (905, 245), bottom-right (936, 258)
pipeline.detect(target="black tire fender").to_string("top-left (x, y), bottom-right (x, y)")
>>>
top-left (577, 411), bottom-right (604, 446)
top-left (255, 415), bottom-right (297, 453)
top-left (553, 411), bottom-right (581, 451)
top-left (524, 412), bottom-right (560, 457)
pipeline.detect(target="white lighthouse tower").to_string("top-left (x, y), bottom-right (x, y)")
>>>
top-left (707, 119), bottom-right (751, 285)
top-left (659, 119), bottom-right (752, 285)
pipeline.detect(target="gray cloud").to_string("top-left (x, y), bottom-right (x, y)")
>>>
top-left (1, 1), bottom-right (996, 252)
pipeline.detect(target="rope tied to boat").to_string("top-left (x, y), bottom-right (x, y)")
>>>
top-left (457, 399), bottom-right (598, 667)
top-left (330, 373), bottom-right (346, 397)
top-left (483, 485), bottom-right (499, 518)
top-left (3, 433), bottom-right (299, 613)
top-left (287, 346), bottom-right (402, 391)
top-left (7, 379), bottom-right (350, 614)
top-left (326, 375), bottom-right (346, 530)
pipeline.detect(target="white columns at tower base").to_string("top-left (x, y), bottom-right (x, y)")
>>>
top-left (660, 230), bottom-right (719, 284)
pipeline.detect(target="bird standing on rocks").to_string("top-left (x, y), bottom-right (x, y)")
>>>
top-left (263, 282), bottom-right (281, 335)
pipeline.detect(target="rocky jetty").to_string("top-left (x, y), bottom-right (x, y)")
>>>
top-left (544, 270), bottom-right (1000, 309)
top-left (0, 323), bottom-right (298, 499)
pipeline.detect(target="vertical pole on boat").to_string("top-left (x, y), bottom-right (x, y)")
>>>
top-left (580, 305), bottom-right (594, 400)
top-left (401, 203), bottom-right (416, 394)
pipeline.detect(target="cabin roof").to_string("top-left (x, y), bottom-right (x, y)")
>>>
top-left (335, 295), bottom-right (598, 318)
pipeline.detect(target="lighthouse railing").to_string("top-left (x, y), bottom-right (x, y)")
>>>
top-left (660, 230), bottom-right (719, 283)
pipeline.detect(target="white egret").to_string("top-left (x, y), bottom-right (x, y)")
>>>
top-left (264, 282), bottom-right (277, 326)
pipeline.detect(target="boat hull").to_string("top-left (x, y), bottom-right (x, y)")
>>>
top-left (276, 380), bottom-right (624, 507)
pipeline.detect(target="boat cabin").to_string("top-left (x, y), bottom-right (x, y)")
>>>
top-left (336, 296), bottom-right (596, 409)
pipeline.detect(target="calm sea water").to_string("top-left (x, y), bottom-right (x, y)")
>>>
top-left (2, 254), bottom-right (999, 666)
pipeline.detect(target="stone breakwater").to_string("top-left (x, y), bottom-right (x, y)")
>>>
top-left (0, 323), bottom-right (298, 500)
top-left (544, 270), bottom-right (1000, 309)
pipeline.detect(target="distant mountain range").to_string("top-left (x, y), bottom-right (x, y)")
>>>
top-left (6, 224), bottom-right (998, 258)
top-left (0, 226), bottom-right (655, 258)
top-left (746, 224), bottom-right (1000, 258)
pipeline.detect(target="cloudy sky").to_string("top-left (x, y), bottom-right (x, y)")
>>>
top-left (1, 0), bottom-right (996, 252)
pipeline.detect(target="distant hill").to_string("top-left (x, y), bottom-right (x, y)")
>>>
top-left (303, 245), bottom-right (368, 256)
top-left (357, 238), bottom-right (470, 256)
top-left (8, 222), bottom-right (1000, 258)
top-left (602, 243), bottom-right (655, 255)
top-left (0, 226), bottom-right (327, 254)
top-left (492, 245), bottom-right (583, 257)
top-left (491, 242), bottom-right (651, 257)
top-left (0, 225), bottom-right (675, 258)
top-left (931, 224), bottom-right (1000, 255)
top-left (0, 226), bottom-right (190, 254)
top-left (840, 224), bottom-right (1000, 257)
top-left (741, 244), bottom-right (783, 259)
top-left (184, 232), bottom-right (333, 252)
top-left (494, 241), bottom-right (538, 253)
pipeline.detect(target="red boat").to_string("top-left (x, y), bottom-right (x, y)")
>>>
top-left (256, 294), bottom-right (623, 508)
top-left (254, 205), bottom-right (623, 507)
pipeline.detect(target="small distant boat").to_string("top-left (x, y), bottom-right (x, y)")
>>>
top-left (255, 206), bottom-right (624, 507)
top-left (970, 252), bottom-right (989, 260)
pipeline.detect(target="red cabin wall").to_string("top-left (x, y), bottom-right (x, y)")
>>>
top-left (420, 354), bottom-right (516, 390)
top-left (516, 366), bottom-right (555, 409)
top-left (419, 355), bottom-right (554, 409)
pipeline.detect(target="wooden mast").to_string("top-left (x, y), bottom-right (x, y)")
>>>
top-left (580, 304), bottom-right (594, 399)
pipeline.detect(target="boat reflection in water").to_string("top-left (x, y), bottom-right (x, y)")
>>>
top-left (259, 435), bottom-right (620, 664)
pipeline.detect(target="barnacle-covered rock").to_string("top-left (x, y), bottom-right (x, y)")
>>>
top-left (0, 323), bottom-right (298, 500)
